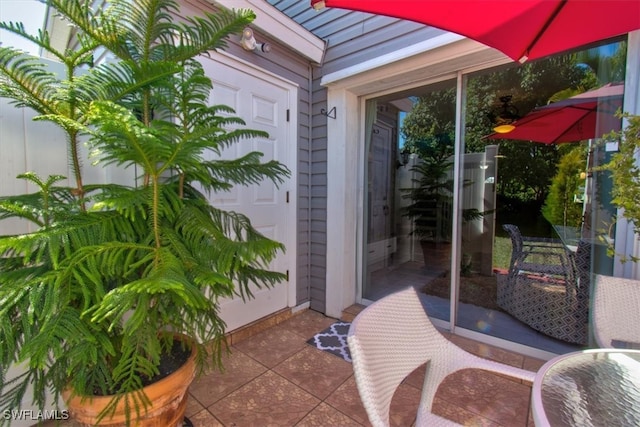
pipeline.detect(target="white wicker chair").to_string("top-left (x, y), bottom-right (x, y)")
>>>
top-left (593, 274), bottom-right (640, 349)
top-left (347, 287), bottom-right (536, 427)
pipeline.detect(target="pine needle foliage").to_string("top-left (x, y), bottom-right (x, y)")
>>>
top-left (600, 113), bottom-right (640, 262)
top-left (0, 0), bottom-right (289, 424)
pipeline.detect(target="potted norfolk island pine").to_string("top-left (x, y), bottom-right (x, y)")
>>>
top-left (0, 0), bottom-right (288, 425)
top-left (401, 137), bottom-right (487, 271)
top-left (402, 148), bottom-right (454, 265)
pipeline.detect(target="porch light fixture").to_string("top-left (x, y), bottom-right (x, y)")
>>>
top-left (397, 147), bottom-right (411, 169)
top-left (240, 27), bottom-right (271, 53)
top-left (492, 95), bottom-right (519, 134)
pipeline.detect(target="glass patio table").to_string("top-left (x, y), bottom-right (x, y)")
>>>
top-left (552, 225), bottom-right (580, 252)
top-left (532, 349), bottom-right (640, 426)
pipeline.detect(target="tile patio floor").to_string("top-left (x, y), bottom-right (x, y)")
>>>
top-left (184, 307), bottom-right (544, 427)
top-left (38, 306), bottom-right (545, 427)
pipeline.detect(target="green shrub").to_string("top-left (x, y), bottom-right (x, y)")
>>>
top-left (542, 146), bottom-right (586, 228)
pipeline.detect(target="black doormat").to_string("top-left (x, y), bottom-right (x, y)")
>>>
top-left (306, 321), bottom-right (352, 363)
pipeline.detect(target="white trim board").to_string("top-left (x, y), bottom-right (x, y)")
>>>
top-left (212, 0), bottom-right (325, 63)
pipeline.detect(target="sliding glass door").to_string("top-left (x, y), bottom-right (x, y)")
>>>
top-left (360, 38), bottom-right (629, 355)
top-left (362, 81), bottom-right (457, 314)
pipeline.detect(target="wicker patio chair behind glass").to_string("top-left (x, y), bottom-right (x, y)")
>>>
top-left (502, 224), bottom-right (570, 282)
top-left (346, 287), bottom-right (536, 427)
top-left (496, 239), bottom-right (592, 345)
top-left (593, 274), bottom-right (640, 349)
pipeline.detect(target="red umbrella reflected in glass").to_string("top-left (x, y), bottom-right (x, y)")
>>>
top-left (310, 1), bottom-right (640, 63)
top-left (487, 83), bottom-right (624, 144)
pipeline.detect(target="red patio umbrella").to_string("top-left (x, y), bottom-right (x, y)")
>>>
top-left (487, 83), bottom-right (624, 144)
top-left (310, 0), bottom-right (640, 63)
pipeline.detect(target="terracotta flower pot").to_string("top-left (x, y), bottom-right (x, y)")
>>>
top-left (420, 240), bottom-right (451, 267)
top-left (63, 336), bottom-right (197, 427)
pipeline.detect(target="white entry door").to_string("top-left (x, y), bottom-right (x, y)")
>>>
top-left (198, 53), bottom-right (296, 331)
